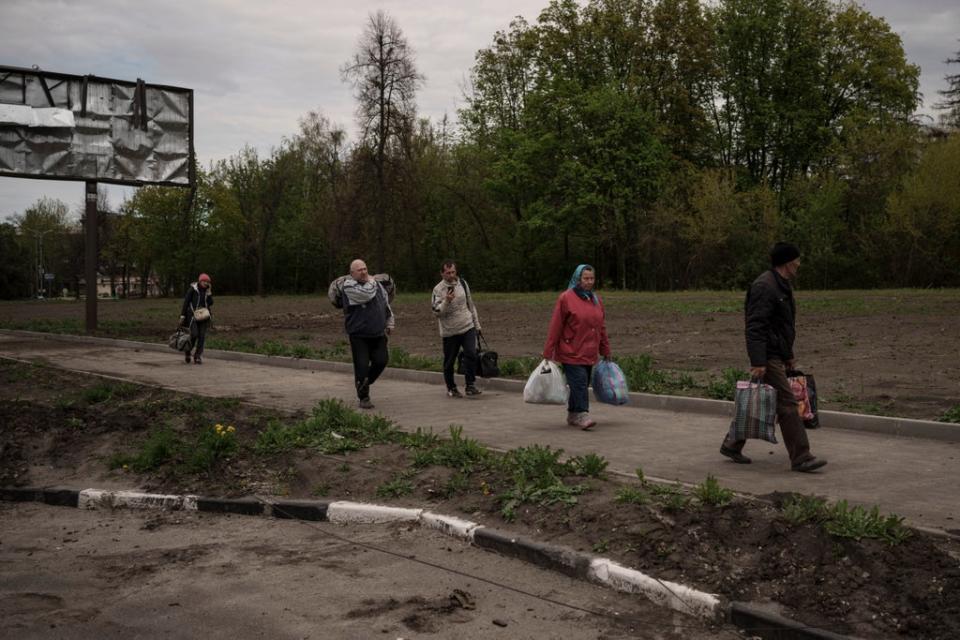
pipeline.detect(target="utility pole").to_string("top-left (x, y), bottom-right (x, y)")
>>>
top-left (85, 181), bottom-right (98, 333)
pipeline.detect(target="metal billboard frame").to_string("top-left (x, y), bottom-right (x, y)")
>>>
top-left (0, 65), bottom-right (195, 332)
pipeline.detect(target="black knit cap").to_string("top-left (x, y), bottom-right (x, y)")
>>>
top-left (770, 242), bottom-right (801, 267)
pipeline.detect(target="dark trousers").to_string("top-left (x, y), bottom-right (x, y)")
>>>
top-left (189, 320), bottom-right (209, 356)
top-left (350, 335), bottom-right (389, 399)
top-left (442, 328), bottom-right (477, 390)
top-left (563, 363), bottom-right (592, 414)
top-left (723, 358), bottom-right (812, 465)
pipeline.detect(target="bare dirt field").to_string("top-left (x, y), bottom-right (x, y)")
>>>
top-left (1, 287), bottom-right (958, 420)
top-left (3, 360), bottom-right (959, 639)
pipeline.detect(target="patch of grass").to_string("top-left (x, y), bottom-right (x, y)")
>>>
top-left (388, 347), bottom-right (442, 371)
top-left (440, 472), bottom-right (470, 498)
top-left (410, 425), bottom-right (489, 472)
top-left (110, 427), bottom-right (178, 472)
top-left (82, 382), bottom-right (116, 404)
top-left (823, 501), bottom-right (912, 545)
top-left (376, 472), bottom-right (415, 498)
top-left (402, 427), bottom-right (441, 451)
top-left (253, 399), bottom-right (400, 455)
top-left (311, 483), bottom-right (330, 497)
top-left (186, 423), bottom-right (239, 473)
top-left (937, 405), bottom-right (960, 423)
top-left (693, 475), bottom-right (734, 506)
top-left (780, 495), bottom-right (912, 545)
top-left (497, 356), bottom-right (541, 378)
top-left (615, 486), bottom-right (650, 505)
top-left (499, 480), bottom-right (585, 522)
top-left (705, 367), bottom-right (750, 401)
top-left (592, 539), bottom-right (610, 554)
top-left (568, 453), bottom-right (608, 478)
top-left (614, 354), bottom-right (696, 394)
top-left (782, 494), bottom-right (828, 524)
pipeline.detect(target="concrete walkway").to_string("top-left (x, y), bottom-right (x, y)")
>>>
top-left (2, 332), bottom-right (958, 535)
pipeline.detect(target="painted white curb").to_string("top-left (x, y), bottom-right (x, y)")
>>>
top-left (78, 489), bottom-right (198, 511)
top-left (419, 511), bottom-right (482, 541)
top-left (588, 558), bottom-right (721, 620)
top-left (326, 501), bottom-right (422, 524)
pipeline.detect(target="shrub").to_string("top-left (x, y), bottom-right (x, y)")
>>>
top-left (693, 475), bottom-right (734, 506)
top-left (569, 453), bottom-right (609, 478)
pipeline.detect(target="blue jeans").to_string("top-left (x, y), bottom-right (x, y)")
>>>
top-left (563, 364), bottom-right (592, 413)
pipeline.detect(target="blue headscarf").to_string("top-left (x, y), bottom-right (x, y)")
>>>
top-left (567, 264), bottom-right (598, 305)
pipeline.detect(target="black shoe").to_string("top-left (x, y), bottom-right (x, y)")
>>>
top-left (358, 397), bottom-right (375, 409)
top-left (465, 385), bottom-right (482, 396)
top-left (792, 457), bottom-right (827, 473)
top-left (447, 387), bottom-right (463, 398)
top-left (356, 377), bottom-right (370, 400)
top-left (185, 352), bottom-right (192, 364)
top-left (720, 446), bottom-right (751, 464)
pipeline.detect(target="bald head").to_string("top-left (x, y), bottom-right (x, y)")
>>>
top-left (349, 259), bottom-right (369, 282)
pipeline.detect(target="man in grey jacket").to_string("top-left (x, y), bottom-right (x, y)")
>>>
top-left (331, 259), bottom-right (395, 409)
top-left (431, 260), bottom-right (482, 398)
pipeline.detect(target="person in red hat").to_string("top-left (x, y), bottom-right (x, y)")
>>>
top-left (179, 273), bottom-right (214, 364)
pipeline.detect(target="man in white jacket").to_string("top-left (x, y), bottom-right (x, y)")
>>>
top-left (431, 260), bottom-right (482, 398)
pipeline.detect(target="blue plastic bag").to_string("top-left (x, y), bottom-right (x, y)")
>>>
top-left (592, 360), bottom-right (629, 405)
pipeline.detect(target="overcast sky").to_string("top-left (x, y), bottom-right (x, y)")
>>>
top-left (1, 0), bottom-right (957, 220)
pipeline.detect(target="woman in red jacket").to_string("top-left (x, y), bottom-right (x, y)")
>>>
top-left (542, 264), bottom-right (611, 429)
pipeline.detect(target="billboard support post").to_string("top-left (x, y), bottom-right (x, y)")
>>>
top-left (84, 180), bottom-right (98, 333)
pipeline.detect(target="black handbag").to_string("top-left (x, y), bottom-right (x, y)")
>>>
top-left (476, 332), bottom-right (499, 378)
top-left (457, 332), bottom-right (499, 378)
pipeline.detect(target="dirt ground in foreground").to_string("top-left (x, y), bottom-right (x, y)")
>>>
top-left (2, 361), bottom-right (958, 640)
top-left (2, 288), bottom-right (958, 420)
top-left (2, 503), bottom-right (723, 640)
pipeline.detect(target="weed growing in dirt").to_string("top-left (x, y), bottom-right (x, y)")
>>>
top-left (780, 495), bottom-right (912, 545)
top-left (938, 405), bottom-right (960, 423)
top-left (705, 367), bottom-right (750, 400)
top-left (499, 480), bottom-right (585, 521)
top-left (615, 486), bottom-right (650, 504)
top-left (647, 482), bottom-right (691, 511)
top-left (592, 539), bottom-right (610, 553)
top-left (82, 382), bottom-right (116, 404)
top-left (409, 425), bottom-right (489, 472)
top-left (497, 356), bottom-right (541, 378)
top-left (568, 453), bottom-right (609, 478)
top-left (440, 472), bottom-right (470, 498)
top-left (109, 427), bottom-right (178, 472)
top-left (376, 471), bottom-right (416, 498)
top-left (253, 399), bottom-right (399, 455)
top-left (388, 347), bottom-right (441, 371)
top-left (402, 427), bottom-right (441, 450)
top-left (782, 494), bottom-right (828, 524)
top-left (187, 424), bottom-right (238, 472)
top-left (498, 445), bottom-right (586, 521)
top-left (614, 354), bottom-right (696, 394)
top-left (823, 501), bottom-right (912, 545)
top-left (693, 475), bottom-right (734, 506)
top-left (311, 483), bottom-right (330, 497)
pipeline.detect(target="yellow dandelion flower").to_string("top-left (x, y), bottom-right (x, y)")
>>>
top-left (122, 464), bottom-right (129, 470)
top-left (227, 426), bottom-right (236, 433)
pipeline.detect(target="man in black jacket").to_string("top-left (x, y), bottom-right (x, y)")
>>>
top-left (721, 243), bottom-right (827, 473)
top-left (331, 259), bottom-right (395, 409)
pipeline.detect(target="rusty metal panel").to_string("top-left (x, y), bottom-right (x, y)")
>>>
top-left (0, 65), bottom-right (194, 187)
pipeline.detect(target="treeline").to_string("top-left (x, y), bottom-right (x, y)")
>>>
top-left (4, 0), bottom-right (960, 298)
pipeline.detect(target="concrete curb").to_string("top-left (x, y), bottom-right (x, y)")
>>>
top-left (4, 328), bottom-right (958, 442)
top-left (1, 485), bottom-right (855, 638)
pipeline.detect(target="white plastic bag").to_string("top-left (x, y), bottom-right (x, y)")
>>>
top-left (523, 360), bottom-right (569, 405)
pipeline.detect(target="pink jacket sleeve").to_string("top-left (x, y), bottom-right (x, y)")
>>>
top-left (542, 293), bottom-right (568, 361)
